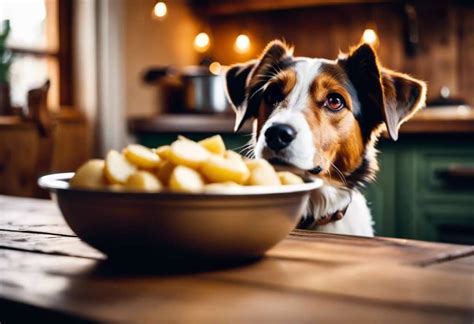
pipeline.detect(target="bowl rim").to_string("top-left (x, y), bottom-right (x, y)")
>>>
top-left (38, 172), bottom-right (323, 197)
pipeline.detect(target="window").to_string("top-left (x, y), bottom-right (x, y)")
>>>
top-left (0, 0), bottom-right (71, 110)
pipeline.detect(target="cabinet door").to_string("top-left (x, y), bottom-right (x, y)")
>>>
top-left (362, 143), bottom-right (397, 237)
top-left (417, 206), bottom-right (474, 245)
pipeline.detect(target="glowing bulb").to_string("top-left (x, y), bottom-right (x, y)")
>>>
top-left (362, 28), bottom-right (378, 46)
top-left (209, 62), bottom-right (222, 75)
top-left (153, 2), bottom-right (167, 18)
top-left (194, 32), bottom-right (210, 52)
top-left (234, 34), bottom-right (250, 54)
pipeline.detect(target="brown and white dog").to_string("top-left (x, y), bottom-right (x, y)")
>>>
top-left (224, 40), bottom-right (427, 236)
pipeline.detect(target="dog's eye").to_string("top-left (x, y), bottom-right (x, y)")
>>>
top-left (264, 84), bottom-right (284, 106)
top-left (324, 93), bottom-right (345, 111)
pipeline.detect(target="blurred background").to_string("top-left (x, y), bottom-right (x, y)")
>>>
top-left (0, 0), bottom-right (473, 244)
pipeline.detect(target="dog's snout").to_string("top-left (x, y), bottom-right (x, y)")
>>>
top-left (265, 123), bottom-right (297, 151)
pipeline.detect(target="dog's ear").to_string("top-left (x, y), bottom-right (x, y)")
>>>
top-left (380, 69), bottom-right (426, 140)
top-left (225, 40), bottom-right (293, 131)
top-left (225, 60), bottom-right (257, 131)
top-left (340, 43), bottom-right (426, 141)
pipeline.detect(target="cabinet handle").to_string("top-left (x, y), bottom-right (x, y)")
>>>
top-left (435, 166), bottom-right (474, 188)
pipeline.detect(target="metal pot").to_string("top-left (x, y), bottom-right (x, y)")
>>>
top-left (144, 66), bottom-right (231, 114)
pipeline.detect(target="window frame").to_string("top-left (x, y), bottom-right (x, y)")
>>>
top-left (7, 0), bottom-right (73, 107)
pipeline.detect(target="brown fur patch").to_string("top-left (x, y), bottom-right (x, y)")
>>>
top-left (303, 70), bottom-right (365, 184)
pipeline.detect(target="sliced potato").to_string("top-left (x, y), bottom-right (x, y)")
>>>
top-left (123, 144), bottom-right (161, 169)
top-left (125, 170), bottom-right (162, 192)
top-left (168, 139), bottom-right (210, 169)
top-left (201, 155), bottom-right (250, 185)
top-left (198, 135), bottom-right (226, 155)
top-left (247, 165), bottom-right (281, 186)
top-left (154, 145), bottom-right (171, 160)
top-left (277, 171), bottom-right (304, 185)
top-left (169, 166), bottom-right (205, 193)
top-left (177, 135), bottom-right (192, 142)
top-left (156, 161), bottom-right (175, 185)
top-left (70, 159), bottom-right (106, 189)
top-left (104, 150), bottom-right (137, 184)
top-left (245, 158), bottom-right (273, 171)
top-left (225, 150), bottom-right (243, 162)
top-left (204, 182), bottom-right (243, 193)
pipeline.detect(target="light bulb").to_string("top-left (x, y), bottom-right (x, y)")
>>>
top-left (194, 32), bottom-right (210, 52)
top-left (362, 28), bottom-right (378, 46)
top-left (234, 34), bottom-right (250, 54)
top-left (153, 2), bottom-right (167, 18)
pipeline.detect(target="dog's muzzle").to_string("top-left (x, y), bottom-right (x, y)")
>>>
top-left (264, 123), bottom-right (297, 151)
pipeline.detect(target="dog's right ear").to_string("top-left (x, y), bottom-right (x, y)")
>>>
top-left (225, 61), bottom-right (257, 131)
top-left (225, 40), bottom-right (294, 131)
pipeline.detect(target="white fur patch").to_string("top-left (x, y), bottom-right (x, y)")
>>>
top-left (314, 188), bottom-right (374, 237)
top-left (255, 59), bottom-right (325, 170)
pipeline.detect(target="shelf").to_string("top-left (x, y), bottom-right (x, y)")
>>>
top-left (128, 114), bottom-right (253, 134)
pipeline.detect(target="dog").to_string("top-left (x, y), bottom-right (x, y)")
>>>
top-left (224, 40), bottom-right (426, 236)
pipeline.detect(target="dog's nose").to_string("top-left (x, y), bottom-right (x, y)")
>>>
top-left (265, 123), bottom-right (297, 151)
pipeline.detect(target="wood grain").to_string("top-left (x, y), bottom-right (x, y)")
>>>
top-left (0, 195), bottom-right (473, 323)
top-left (204, 2), bottom-right (474, 107)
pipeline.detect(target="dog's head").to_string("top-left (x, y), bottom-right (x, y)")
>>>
top-left (225, 40), bottom-right (426, 187)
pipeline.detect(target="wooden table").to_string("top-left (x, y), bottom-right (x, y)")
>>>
top-left (1, 195), bottom-right (473, 323)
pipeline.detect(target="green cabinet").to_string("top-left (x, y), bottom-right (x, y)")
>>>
top-left (135, 131), bottom-right (474, 244)
top-left (364, 134), bottom-right (474, 244)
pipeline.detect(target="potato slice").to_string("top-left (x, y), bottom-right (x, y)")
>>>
top-left (277, 171), bottom-right (304, 185)
top-left (204, 182), bottom-right (243, 193)
top-left (201, 155), bottom-right (250, 185)
top-left (168, 139), bottom-right (210, 169)
top-left (70, 159), bottom-right (106, 189)
top-left (198, 135), bottom-right (226, 155)
top-left (154, 145), bottom-right (171, 160)
top-left (245, 158), bottom-right (273, 171)
top-left (225, 150), bottom-right (243, 161)
top-left (123, 144), bottom-right (161, 169)
top-left (125, 170), bottom-right (162, 192)
top-left (156, 161), bottom-right (175, 185)
top-left (247, 164), bottom-right (281, 186)
top-left (177, 135), bottom-right (192, 142)
top-left (104, 150), bottom-right (137, 184)
top-left (169, 166), bottom-right (205, 193)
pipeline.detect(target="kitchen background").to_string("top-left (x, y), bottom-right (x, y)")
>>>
top-left (0, 0), bottom-right (473, 243)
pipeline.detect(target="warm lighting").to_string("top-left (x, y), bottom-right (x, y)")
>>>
top-left (209, 62), bottom-right (222, 75)
top-left (234, 34), bottom-right (250, 54)
top-left (361, 28), bottom-right (378, 47)
top-left (194, 32), bottom-right (210, 52)
top-left (153, 2), bottom-right (167, 18)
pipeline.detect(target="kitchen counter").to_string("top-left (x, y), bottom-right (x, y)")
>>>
top-left (1, 195), bottom-right (473, 322)
top-left (128, 107), bottom-right (474, 135)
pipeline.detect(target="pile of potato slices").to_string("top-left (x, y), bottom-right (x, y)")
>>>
top-left (70, 135), bottom-right (304, 193)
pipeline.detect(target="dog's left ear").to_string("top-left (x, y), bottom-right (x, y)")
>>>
top-left (380, 69), bottom-right (427, 140)
top-left (340, 43), bottom-right (426, 141)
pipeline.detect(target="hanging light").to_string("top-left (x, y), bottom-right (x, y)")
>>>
top-left (234, 34), bottom-right (250, 54)
top-left (194, 32), bottom-right (210, 52)
top-left (361, 28), bottom-right (379, 48)
top-left (153, 2), bottom-right (167, 19)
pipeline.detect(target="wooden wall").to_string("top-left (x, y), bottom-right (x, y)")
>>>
top-left (205, 2), bottom-right (474, 105)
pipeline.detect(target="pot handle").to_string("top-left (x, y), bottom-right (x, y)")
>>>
top-left (143, 66), bottom-right (176, 84)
